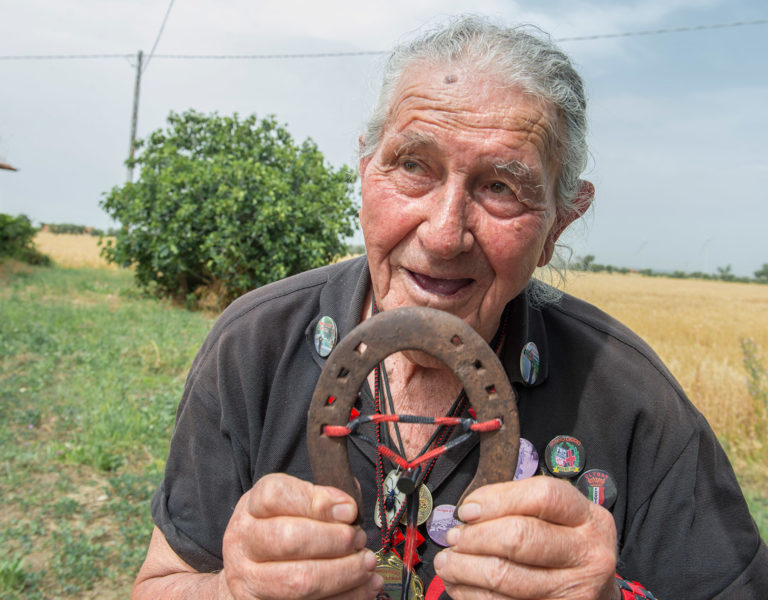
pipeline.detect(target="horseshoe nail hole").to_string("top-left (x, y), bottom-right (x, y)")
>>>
top-left (355, 341), bottom-right (368, 355)
top-left (485, 384), bottom-right (496, 395)
top-left (473, 359), bottom-right (483, 370)
top-left (337, 367), bottom-right (350, 379)
top-left (451, 335), bottom-right (463, 346)
top-left (326, 395), bottom-right (336, 405)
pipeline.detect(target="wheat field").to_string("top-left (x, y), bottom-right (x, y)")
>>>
top-left (562, 271), bottom-right (768, 473)
top-left (34, 231), bottom-right (116, 269)
top-left (32, 234), bottom-right (768, 472)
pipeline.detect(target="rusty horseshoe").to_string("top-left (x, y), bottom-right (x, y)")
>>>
top-left (307, 306), bottom-right (520, 520)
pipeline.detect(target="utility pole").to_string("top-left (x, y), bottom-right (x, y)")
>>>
top-left (127, 50), bottom-right (143, 183)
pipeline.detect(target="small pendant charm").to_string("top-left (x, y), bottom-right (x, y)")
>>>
top-left (375, 470), bottom-right (434, 528)
top-left (399, 482), bottom-right (433, 526)
top-left (375, 470), bottom-right (406, 528)
top-left (375, 550), bottom-right (424, 600)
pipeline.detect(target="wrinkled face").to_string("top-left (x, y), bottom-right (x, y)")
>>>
top-left (360, 64), bottom-right (566, 343)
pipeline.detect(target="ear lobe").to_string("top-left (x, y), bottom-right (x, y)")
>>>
top-left (537, 180), bottom-right (595, 268)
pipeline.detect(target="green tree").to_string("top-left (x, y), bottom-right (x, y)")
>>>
top-left (572, 254), bottom-right (595, 271)
top-left (755, 263), bottom-right (768, 283)
top-left (716, 264), bottom-right (735, 282)
top-left (100, 110), bottom-right (358, 307)
top-left (0, 213), bottom-right (50, 265)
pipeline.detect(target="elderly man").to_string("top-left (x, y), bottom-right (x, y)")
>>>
top-left (132, 16), bottom-right (768, 600)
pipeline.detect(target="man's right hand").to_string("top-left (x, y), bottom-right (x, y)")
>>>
top-left (131, 473), bottom-right (382, 600)
top-left (222, 473), bottom-right (381, 599)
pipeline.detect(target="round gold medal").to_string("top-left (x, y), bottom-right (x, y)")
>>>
top-left (399, 483), bottom-right (433, 526)
top-left (375, 550), bottom-right (424, 600)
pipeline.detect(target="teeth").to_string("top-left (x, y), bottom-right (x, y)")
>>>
top-left (410, 271), bottom-right (472, 296)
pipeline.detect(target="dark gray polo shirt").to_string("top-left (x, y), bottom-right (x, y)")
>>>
top-left (152, 256), bottom-right (768, 598)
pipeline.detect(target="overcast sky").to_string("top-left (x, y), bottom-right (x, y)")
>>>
top-left (1, 0), bottom-right (766, 275)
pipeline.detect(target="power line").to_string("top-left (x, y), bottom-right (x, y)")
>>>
top-left (0, 18), bottom-right (765, 61)
top-left (0, 53), bottom-right (133, 60)
top-left (143, 0), bottom-right (176, 73)
top-left (556, 18), bottom-right (768, 42)
top-left (153, 50), bottom-right (389, 60)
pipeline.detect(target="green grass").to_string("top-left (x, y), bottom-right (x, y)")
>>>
top-left (0, 263), bottom-right (213, 599)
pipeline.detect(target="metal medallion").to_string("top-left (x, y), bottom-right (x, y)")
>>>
top-left (425, 504), bottom-right (461, 547)
top-left (313, 316), bottom-right (338, 357)
top-left (375, 469), bottom-right (406, 528)
top-left (544, 435), bottom-right (586, 478)
top-left (514, 437), bottom-right (539, 481)
top-left (399, 482), bottom-right (433, 526)
top-left (519, 341), bottom-right (540, 385)
top-left (374, 470), bottom-right (434, 528)
top-left (576, 469), bottom-right (617, 510)
top-left (375, 550), bottom-right (424, 600)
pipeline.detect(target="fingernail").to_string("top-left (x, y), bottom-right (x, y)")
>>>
top-left (332, 502), bottom-right (356, 522)
top-left (433, 550), bottom-right (447, 571)
top-left (445, 527), bottom-right (459, 546)
top-left (458, 502), bottom-right (481, 521)
top-left (354, 529), bottom-right (367, 550)
top-left (364, 549), bottom-right (377, 571)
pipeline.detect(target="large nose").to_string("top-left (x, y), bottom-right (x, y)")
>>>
top-left (417, 176), bottom-right (474, 259)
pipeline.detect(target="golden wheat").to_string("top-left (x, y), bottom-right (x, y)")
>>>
top-left (34, 231), bottom-right (117, 269)
top-left (562, 272), bottom-right (768, 471)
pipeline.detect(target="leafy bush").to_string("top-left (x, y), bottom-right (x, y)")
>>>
top-left (100, 110), bottom-right (358, 307)
top-left (0, 214), bottom-right (51, 265)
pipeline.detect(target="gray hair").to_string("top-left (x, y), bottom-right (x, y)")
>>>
top-left (360, 15), bottom-right (589, 220)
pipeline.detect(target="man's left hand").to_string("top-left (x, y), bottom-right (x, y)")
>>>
top-left (433, 476), bottom-right (619, 600)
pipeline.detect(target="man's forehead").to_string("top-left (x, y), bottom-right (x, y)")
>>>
top-left (383, 69), bottom-right (559, 160)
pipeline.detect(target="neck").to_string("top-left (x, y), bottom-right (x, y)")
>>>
top-left (363, 285), bottom-right (469, 458)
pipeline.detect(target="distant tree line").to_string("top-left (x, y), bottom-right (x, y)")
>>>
top-left (571, 254), bottom-right (768, 284)
top-left (40, 223), bottom-right (121, 236)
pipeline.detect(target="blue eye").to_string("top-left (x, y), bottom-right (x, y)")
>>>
top-left (402, 160), bottom-right (418, 172)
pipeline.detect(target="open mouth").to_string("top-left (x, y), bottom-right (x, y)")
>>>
top-left (408, 270), bottom-right (474, 296)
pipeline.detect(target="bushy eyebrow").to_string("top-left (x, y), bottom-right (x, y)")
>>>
top-left (391, 133), bottom-right (540, 186)
top-left (493, 160), bottom-right (536, 183)
top-left (392, 131), bottom-right (437, 155)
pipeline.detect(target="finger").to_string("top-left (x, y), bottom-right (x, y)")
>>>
top-left (243, 517), bottom-right (366, 562)
top-left (446, 515), bottom-right (584, 568)
top-left (248, 473), bottom-right (358, 523)
top-left (458, 476), bottom-right (590, 527)
top-left (435, 548), bottom-right (558, 600)
top-left (232, 548), bottom-right (379, 600)
top-left (440, 582), bottom-right (513, 600)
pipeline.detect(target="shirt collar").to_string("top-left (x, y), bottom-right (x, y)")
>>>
top-left (305, 259), bottom-right (550, 390)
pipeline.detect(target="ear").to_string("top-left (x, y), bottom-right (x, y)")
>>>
top-left (537, 180), bottom-right (594, 267)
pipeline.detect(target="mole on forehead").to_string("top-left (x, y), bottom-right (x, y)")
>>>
top-left (443, 74), bottom-right (458, 84)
